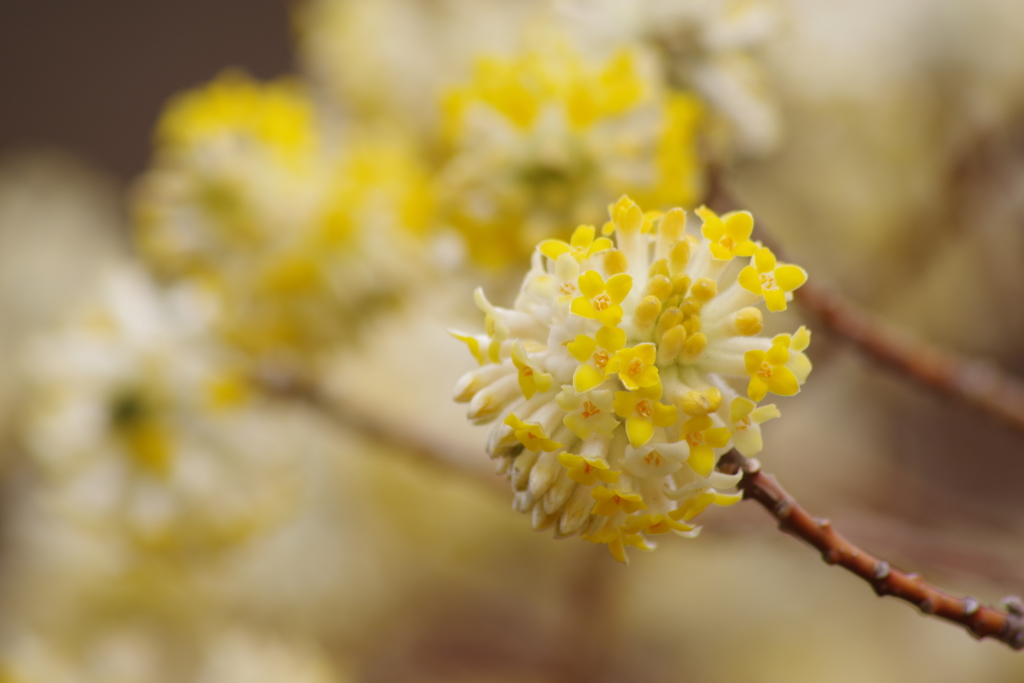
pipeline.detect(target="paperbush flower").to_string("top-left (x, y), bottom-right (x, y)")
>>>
top-left (21, 267), bottom-right (303, 555)
top-left (453, 196), bottom-right (810, 562)
top-left (439, 31), bottom-right (703, 269)
top-left (135, 70), bottom-right (433, 369)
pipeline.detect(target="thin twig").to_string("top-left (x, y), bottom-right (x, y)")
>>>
top-left (705, 171), bottom-right (1024, 437)
top-left (718, 451), bottom-right (1024, 650)
top-left (256, 371), bottom-right (505, 494)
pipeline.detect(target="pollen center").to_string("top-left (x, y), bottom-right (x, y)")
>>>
top-left (635, 399), bottom-right (653, 418)
top-left (627, 358), bottom-right (643, 376)
top-left (760, 272), bottom-right (776, 290)
top-left (685, 431), bottom-right (703, 447)
top-left (592, 293), bottom-right (611, 311)
top-left (593, 350), bottom-right (610, 369)
top-left (582, 400), bottom-right (600, 418)
top-left (757, 361), bottom-right (773, 379)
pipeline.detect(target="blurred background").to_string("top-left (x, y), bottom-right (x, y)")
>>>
top-left (2, 0), bottom-right (1024, 681)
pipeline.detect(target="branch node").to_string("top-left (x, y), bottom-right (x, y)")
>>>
top-left (918, 598), bottom-right (936, 615)
top-left (1001, 595), bottom-right (1024, 617)
top-left (962, 597), bottom-right (979, 616)
top-left (821, 548), bottom-right (840, 566)
top-left (872, 560), bottom-right (890, 581)
top-left (743, 457), bottom-right (762, 474)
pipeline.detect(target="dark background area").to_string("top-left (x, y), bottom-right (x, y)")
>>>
top-left (0, 1), bottom-right (294, 181)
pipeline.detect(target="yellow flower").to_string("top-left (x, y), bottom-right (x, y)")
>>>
top-left (558, 452), bottom-right (620, 486)
top-left (566, 325), bottom-right (626, 392)
top-left (583, 524), bottom-right (653, 564)
top-left (613, 383), bottom-right (678, 448)
top-left (697, 206), bottom-right (757, 260)
top-left (504, 414), bottom-right (563, 453)
top-left (773, 326), bottom-right (813, 383)
top-left (570, 270), bottom-right (633, 326)
top-left (744, 341), bottom-right (800, 402)
top-left (591, 486), bottom-right (647, 516)
top-left (728, 397), bottom-right (781, 457)
top-left (623, 513), bottom-right (697, 537)
top-left (738, 246), bottom-right (808, 312)
top-left (671, 490), bottom-right (743, 523)
top-left (680, 415), bottom-right (732, 477)
top-left (556, 386), bottom-right (620, 440)
top-left (606, 343), bottom-right (659, 390)
top-left (539, 224), bottom-right (613, 262)
top-left (511, 342), bottom-right (553, 399)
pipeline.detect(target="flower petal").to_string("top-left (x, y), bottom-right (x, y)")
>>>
top-left (571, 296), bottom-right (599, 319)
top-left (738, 265), bottom-right (762, 294)
top-left (754, 246), bottom-right (776, 273)
top-left (605, 273), bottom-right (633, 303)
top-left (688, 444), bottom-right (714, 477)
top-left (626, 415), bottom-right (655, 447)
top-left (578, 270), bottom-right (605, 298)
top-left (596, 324), bottom-right (625, 351)
top-left (775, 265), bottom-right (808, 292)
top-left (729, 396), bottom-right (755, 423)
top-left (573, 363), bottom-right (606, 392)
top-left (767, 366), bottom-right (800, 396)
top-left (723, 211), bottom-right (754, 241)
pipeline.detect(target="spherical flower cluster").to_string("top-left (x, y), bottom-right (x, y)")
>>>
top-left (439, 31), bottom-right (703, 269)
top-left (452, 196), bottom-right (810, 562)
top-left (135, 70), bottom-right (433, 369)
top-left (21, 267), bottom-right (302, 555)
top-left (563, 0), bottom-right (781, 155)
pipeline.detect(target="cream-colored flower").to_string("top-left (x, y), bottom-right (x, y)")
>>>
top-left (21, 266), bottom-right (302, 555)
top-left (453, 195), bottom-right (811, 561)
top-left (135, 70), bottom-right (433, 369)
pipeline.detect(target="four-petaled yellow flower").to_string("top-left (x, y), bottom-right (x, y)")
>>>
top-left (672, 490), bottom-right (743, 523)
top-left (539, 224), bottom-right (613, 263)
top-left (511, 342), bottom-right (552, 399)
top-left (571, 270), bottom-right (633, 327)
top-left (680, 415), bottom-right (732, 477)
top-left (738, 246), bottom-right (808, 312)
top-left (613, 383), bottom-right (678, 448)
top-left (556, 386), bottom-right (620, 439)
top-left (728, 397), bottom-right (781, 457)
top-left (583, 525), bottom-right (652, 564)
top-left (504, 414), bottom-right (563, 453)
top-left (623, 513), bottom-right (697, 536)
top-left (773, 326), bottom-right (813, 384)
top-left (697, 206), bottom-right (758, 261)
top-left (606, 343), bottom-right (660, 390)
top-left (591, 486), bottom-right (647, 516)
top-left (558, 452), bottom-right (620, 486)
top-left (744, 341), bottom-right (800, 402)
top-left (566, 325), bottom-right (626, 392)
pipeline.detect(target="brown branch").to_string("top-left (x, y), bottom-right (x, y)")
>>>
top-left (705, 171), bottom-right (1024, 437)
top-left (255, 371), bottom-right (505, 494)
top-left (718, 451), bottom-right (1024, 650)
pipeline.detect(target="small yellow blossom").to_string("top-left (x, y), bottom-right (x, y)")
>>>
top-left (504, 414), bottom-right (563, 453)
top-left (556, 386), bottom-right (620, 439)
top-left (744, 341), bottom-right (800, 402)
top-left (774, 326), bottom-right (813, 383)
top-left (571, 270), bottom-right (633, 326)
top-left (613, 383), bottom-right (678, 448)
top-left (591, 486), bottom-right (647, 516)
top-left (680, 415), bottom-right (732, 477)
top-left (539, 224), bottom-right (613, 262)
top-left (738, 246), bottom-right (808, 312)
top-left (623, 513), bottom-right (697, 536)
top-left (697, 206), bottom-right (757, 260)
top-left (606, 343), bottom-right (660, 390)
top-left (672, 490), bottom-right (743, 523)
top-left (728, 397), bottom-right (781, 457)
top-left (511, 342), bottom-right (553, 399)
top-left (558, 452), bottom-right (620, 486)
top-left (566, 325), bottom-right (626, 392)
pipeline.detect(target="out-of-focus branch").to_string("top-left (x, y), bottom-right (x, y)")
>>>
top-left (719, 452), bottom-right (1024, 650)
top-left (256, 371), bottom-right (505, 494)
top-left (706, 171), bottom-right (1024, 437)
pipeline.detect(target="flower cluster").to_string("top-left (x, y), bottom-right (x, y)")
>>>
top-left (452, 196), bottom-right (810, 561)
top-left (21, 267), bottom-right (302, 555)
top-left (438, 31), bottom-right (703, 269)
top-left (135, 70), bottom-right (433, 369)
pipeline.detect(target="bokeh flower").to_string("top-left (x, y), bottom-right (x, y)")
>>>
top-left (454, 196), bottom-right (810, 561)
top-left (134, 70), bottom-right (434, 371)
